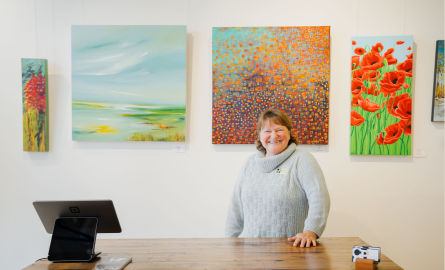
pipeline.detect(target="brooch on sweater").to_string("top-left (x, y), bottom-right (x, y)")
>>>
top-left (276, 168), bottom-right (288, 175)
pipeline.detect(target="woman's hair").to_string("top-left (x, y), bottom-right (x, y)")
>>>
top-left (255, 109), bottom-right (299, 153)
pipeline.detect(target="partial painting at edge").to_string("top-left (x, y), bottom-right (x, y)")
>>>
top-left (212, 27), bottom-right (330, 145)
top-left (350, 36), bottom-right (413, 155)
top-left (22, 58), bottom-right (49, 152)
top-left (432, 40), bottom-right (444, 122)
top-left (72, 25), bottom-right (186, 141)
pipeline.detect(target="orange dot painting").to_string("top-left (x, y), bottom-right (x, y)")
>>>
top-left (212, 27), bottom-right (330, 145)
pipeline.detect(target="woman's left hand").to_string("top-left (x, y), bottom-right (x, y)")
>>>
top-left (288, 230), bottom-right (317, 247)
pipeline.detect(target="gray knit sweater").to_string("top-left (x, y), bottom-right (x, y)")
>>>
top-left (225, 143), bottom-right (330, 238)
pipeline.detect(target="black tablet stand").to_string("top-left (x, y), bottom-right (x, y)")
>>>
top-left (48, 217), bottom-right (101, 262)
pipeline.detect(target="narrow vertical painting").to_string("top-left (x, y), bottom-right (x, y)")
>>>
top-left (22, 58), bottom-right (49, 152)
top-left (350, 36), bottom-right (413, 155)
top-left (212, 27), bottom-right (330, 144)
top-left (72, 25), bottom-right (186, 141)
top-left (432, 40), bottom-right (444, 122)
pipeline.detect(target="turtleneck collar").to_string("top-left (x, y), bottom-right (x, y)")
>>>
top-left (254, 143), bottom-right (297, 173)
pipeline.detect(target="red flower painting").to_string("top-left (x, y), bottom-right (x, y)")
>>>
top-left (360, 52), bottom-right (384, 70)
top-left (376, 123), bottom-right (403, 145)
top-left (371, 42), bottom-right (384, 53)
top-left (351, 78), bottom-right (364, 95)
top-left (351, 110), bottom-right (365, 126)
top-left (379, 71), bottom-right (406, 97)
top-left (355, 48), bottom-right (366, 55)
top-left (396, 59), bottom-right (413, 77)
top-left (352, 55), bottom-right (360, 70)
top-left (398, 119), bottom-right (411, 135)
top-left (358, 98), bottom-right (381, 112)
top-left (352, 68), bottom-right (365, 79)
top-left (350, 37), bottom-right (413, 155)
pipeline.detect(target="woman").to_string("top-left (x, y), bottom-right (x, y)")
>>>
top-left (225, 109), bottom-right (330, 247)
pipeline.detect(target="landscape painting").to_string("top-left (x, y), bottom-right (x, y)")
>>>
top-left (22, 58), bottom-right (49, 151)
top-left (212, 27), bottom-right (330, 144)
top-left (72, 25), bottom-right (186, 141)
top-left (432, 40), bottom-right (444, 122)
top-left (350, 36), bottom-right (413, 155)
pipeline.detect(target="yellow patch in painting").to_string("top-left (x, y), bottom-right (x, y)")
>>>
top-left (72, 101), bottom-right (109, 107)
top-left (91, 126), bottom-right (118, 133)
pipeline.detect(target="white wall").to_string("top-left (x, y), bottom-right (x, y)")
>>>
top-left (0, 0), bottom-right (443, 269)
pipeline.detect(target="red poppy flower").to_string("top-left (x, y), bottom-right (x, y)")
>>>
top-left (384, 48), bottom-right (394, 56)
top-left (398, 119), bottom-right (411, 135)
top-left (351, 110), bottom-right (365, 126)
top-left (358, 97), bottom-right (382, 112)
top-left (363, 82), bottom-right (379, 96)
top-left (406, 53), bottom-right (413, 59)
top-left (352, 40), bottom-right (357, 45)
top-left (377, 114), bottom-right (380, 119)
top-left (352, 55), bottom-right (360, 70)
top-left (355, 47), bottom-right (366, 55)
top-left (371, 42), bottom-right (384, 53)
top-left (395, 96), bottom-right (412, 119)
top-left (396, 59), bottom-right (413, 77)
top-left (396, 41), bottom-right (405, 45)
top-left (403, 83), bottom-right (410, 89)
top-left (360, 52), bottom-right (384, 71)
top-left (351, 94), bottom-right (364, 107)
top-left (351, 78), bottom-right (364, 95)
top-left (376, 123), bottom-right (403, 145)
top-left (352, 68), bottom-right (365, 79)
top-left (386, 93), bottom-right (411, 119)
top-left (384, 54), bottom-right (398, 65)
top-left (363, 70), bottom-right (381, 82)
top-left (379, 71), bottom-right (406, 97)
top-left (407, 46), bottom-right (411, 50)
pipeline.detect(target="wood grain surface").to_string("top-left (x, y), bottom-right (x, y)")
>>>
top-left (22, 237), bottom-right (403, 270)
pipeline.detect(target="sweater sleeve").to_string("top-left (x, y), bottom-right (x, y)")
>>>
top-left (224, 158), bottom-right (250, 238)
top-left (296, 151), bottom-right (330, 238)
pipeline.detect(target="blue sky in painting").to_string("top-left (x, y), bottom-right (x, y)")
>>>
top-left (351, 35), bottom-right (413, 65)
top-left (72, 25), bottom-right (186, 105)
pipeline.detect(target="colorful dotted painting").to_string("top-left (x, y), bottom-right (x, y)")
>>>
top-left (212, 27), bottom-right (330, 144)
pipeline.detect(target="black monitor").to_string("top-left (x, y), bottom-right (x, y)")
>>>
top-left (33, 200), bottom-right (121, 233)
top-left (33, 200), bottom-right (121, 262)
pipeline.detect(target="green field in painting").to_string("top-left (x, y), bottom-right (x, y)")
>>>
top-left (72, 101), bottom-right (185, 141)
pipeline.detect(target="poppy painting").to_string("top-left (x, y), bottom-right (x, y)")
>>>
top-left (72, 25), bottom-right (186, 141)
top-left (350, 36), bottom-right (413, 155)
top-left (22, 58), bottom-right (49, 152)
top-left (432, 40), bottom-right (444, 122)
top-left (212, 27), bottom-right (330, 144)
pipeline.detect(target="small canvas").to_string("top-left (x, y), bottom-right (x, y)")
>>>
top-left (350, 36), bottom-right (413, 155)
top-left (22, 58), bottom-right (49, 152)
top-left (432, 40), bottom-right (444, 122)
top-left (212, 27), bottom-right (330, 144)
top-left (72, 25), bottom-right (186, 141)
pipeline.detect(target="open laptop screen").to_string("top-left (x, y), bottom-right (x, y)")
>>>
top-left (49, 217), bottom-right (98, 255)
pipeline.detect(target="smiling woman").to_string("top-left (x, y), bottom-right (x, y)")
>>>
top-left (225, 109), bottom-right (330, 248)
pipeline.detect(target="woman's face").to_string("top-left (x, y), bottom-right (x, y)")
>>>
top-left (260, 120), bottom-right (291, 157)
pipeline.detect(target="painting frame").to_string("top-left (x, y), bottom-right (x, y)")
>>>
top-left (350, 35), bottom-right (413, 155)
top-left (71, 25), bottom-right (187, 142)
top-left (431, 40), bottom-right (444, 122)
top-left (22, 58), bottom-right (49, 152)
top-left (212, 26), bottom-right (330, 145)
